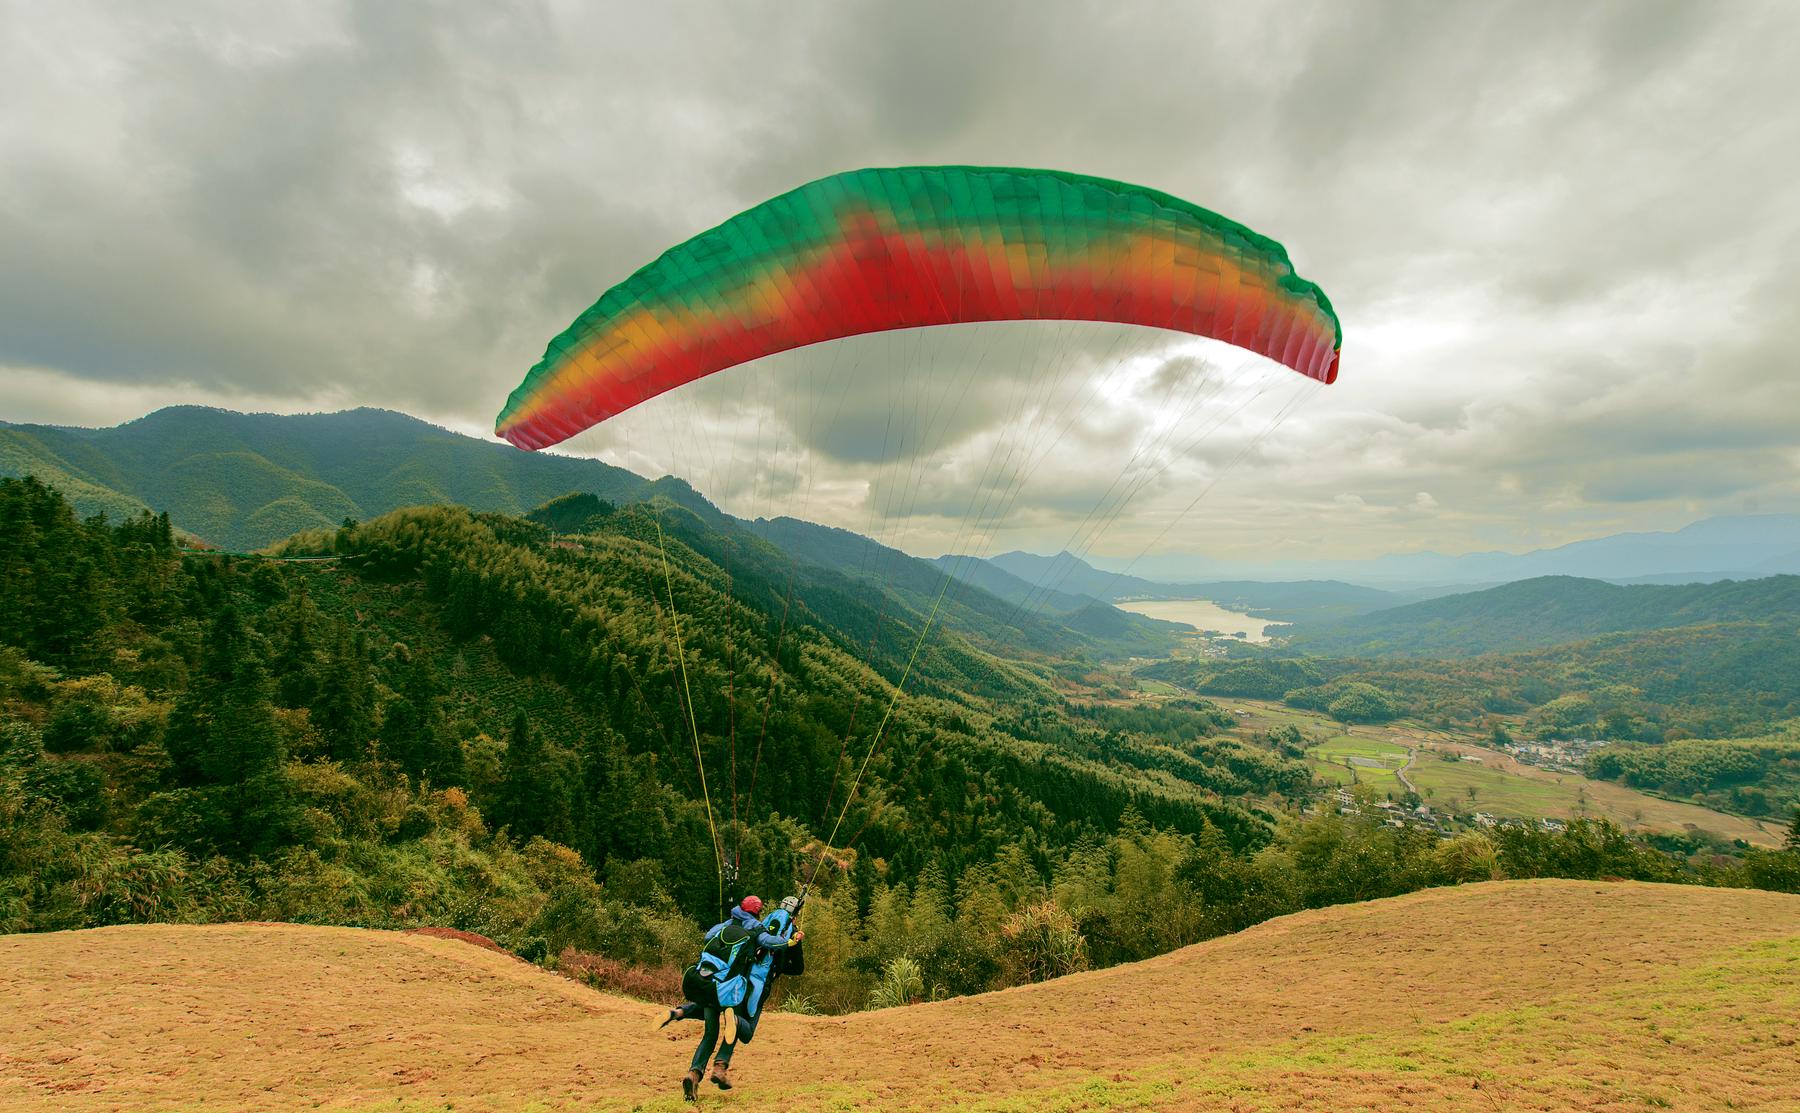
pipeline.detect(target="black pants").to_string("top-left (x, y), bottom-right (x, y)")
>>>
top-left (687, 1004), bottom-right (760, 1072)
top-left (681, 997), bottom-right (762, 1073)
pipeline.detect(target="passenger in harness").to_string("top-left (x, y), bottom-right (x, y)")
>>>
top-left (666, 892), bottom-right (803, 1097)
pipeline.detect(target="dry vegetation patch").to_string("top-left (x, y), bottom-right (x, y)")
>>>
top-left (2, 881), bottom-right (1797, 1112)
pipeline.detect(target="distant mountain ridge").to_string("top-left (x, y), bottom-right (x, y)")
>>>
top-left (965, 550), bottom-right (1405, 623)
top-left (1287, 573), bottom-right (1800, 657)
top-left (0, 406), bottom-right (654, 550)
top-left (743, 516), bottom-right (1186, 659)
top-left (930, 552), bottom-right (1105, 615)
top-left (1108, 513), bottom-right (1800, 587)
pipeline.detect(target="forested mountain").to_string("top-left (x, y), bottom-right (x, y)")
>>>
top-left (1147, 621), bottom-right (1800, 752)
top-left (4, 473), bottom-right (1798, 1012)
top-left (0, 407), bottom-right (653, 550)
top-left (0, 475), bottom-right (1299, 952)
top-left (983, 550), bottom-right (1168, 601)
top-left (0, 408), bottom-right (1180, 661)
top-left (742, 517), bottom-right (1185, 660)
top-left (929, 552), bottom-right (1102, 615)
top-left (1360, 514), bottom-right (1800, 584)
top-left (1289, 574), bottom-right (1800, 657)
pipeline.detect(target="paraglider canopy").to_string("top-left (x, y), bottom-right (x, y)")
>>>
top-left (496, 165), bottom-right (1339, 450)
top-left (492, 165), bottom-right (1344, 922)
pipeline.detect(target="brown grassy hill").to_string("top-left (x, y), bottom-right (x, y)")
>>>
top-left (4, 880), bottom-right (1798, 1112)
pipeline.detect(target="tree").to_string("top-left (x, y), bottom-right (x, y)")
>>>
top-left (312, 626), bottom-right (374, 763)
top-left (497, 710), bottom-right (572, 843)
top-left (271, 584), bottom-right (322, 709)
top-left (1326, 683), bottom-right (1399, 724)
top-left (152, 607), bottom-right (294, 857)
top-left (1786, 807), bottom-right (1800, 853)
top-left (377, 645), bottom-right (463, 786)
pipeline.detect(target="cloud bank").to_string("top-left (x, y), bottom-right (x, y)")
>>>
top-left (3, 0), bottom-right (1796, 564)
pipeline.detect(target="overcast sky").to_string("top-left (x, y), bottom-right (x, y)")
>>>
top-left (3, 1), bottom-right (1796, 567)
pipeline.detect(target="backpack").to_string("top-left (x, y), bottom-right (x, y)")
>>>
top-left (692, 922), bottom-right (756, 1008)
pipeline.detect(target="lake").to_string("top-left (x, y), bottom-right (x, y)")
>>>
top-left (1113, 598), bottom-right (1276, 643)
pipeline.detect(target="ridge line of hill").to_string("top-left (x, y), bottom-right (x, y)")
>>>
top-left (1287, 571), bottom-right (1800, 656)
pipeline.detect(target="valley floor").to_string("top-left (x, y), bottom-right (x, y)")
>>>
top-left (1226, 698), bottom-right (1784, 846)
top-left (4, 880), bottom-right (1798, 1112)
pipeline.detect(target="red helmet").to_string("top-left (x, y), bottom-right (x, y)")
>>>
top-left (740, 895), bottom-right (763, 915)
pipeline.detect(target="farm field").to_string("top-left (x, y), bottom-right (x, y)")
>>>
top-left (1309, 734), bottom-right (1410, 789)
top-left (1405, 749), bottom-right (1573, 816)
top-left (1132, 676), bottom-right (1183, 696)
top-left (1413, 736), bottom-right (1787, 846)
top-left (1222, 699), bottom-right (1784, 845)
top-left (4, 881), bottom-right (1797, 1112)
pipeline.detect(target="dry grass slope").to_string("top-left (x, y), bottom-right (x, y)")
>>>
top-left (3, 880), bottom-right (1798, 1112)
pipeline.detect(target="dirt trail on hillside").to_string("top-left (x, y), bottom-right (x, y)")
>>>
top-left (4, 880), bottom-right (1799, 1112)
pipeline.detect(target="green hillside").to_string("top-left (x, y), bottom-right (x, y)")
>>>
top-left (0, 475), bottom-right (1301, 959)
top-left (1289, 573), bottom-right (1800, 656)
top-left (0, 406), bottom-right (653, 550)
top-left (1, 407), bottom-right (1178, 661)
top-left (1145, 618), bottom-right (1800, 747)
top-left (1585, 725), bottom-right (1800, 819)
top-left (10, 473), bottom-right (1794, 1015)
top-left (746, 516), bottom-right (1185, 661)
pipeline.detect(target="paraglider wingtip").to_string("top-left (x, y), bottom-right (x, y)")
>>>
top-left (495, 420), bottom-right (542, 452)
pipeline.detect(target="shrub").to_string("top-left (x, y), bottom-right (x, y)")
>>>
top-left (775, 990), bottom-right (821, 1015)
top-left (1432, 832), bottom-right (1502, 884)
top-left (914, 932), bottom-right (1001, 998)
top-left (557, 948), bottom-right (683, 1002)
top-left (867, 956), bottom-right (926, 1009)
top-left (995, 900), bottom-right (1087, 987)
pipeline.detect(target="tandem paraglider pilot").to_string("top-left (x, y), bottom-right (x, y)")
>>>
top-left (663, 886), bottom-right (804, 1098)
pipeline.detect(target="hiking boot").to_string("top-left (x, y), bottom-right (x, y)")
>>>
top-left (710, 1059), bottom-right (733, 1090)
top-left (681, 1069), bottom-right (702, 1100)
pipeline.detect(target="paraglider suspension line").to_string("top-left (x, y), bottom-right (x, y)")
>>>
top-left (740, 564), bottom-right (796, 864)
top-left (802, 567), bottom-right (954, 900)
top-left (656, 515), bottom-right (724, 906)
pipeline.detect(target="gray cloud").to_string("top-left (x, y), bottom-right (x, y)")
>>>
top-left (3, 0), bottom-right (1798, 564)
